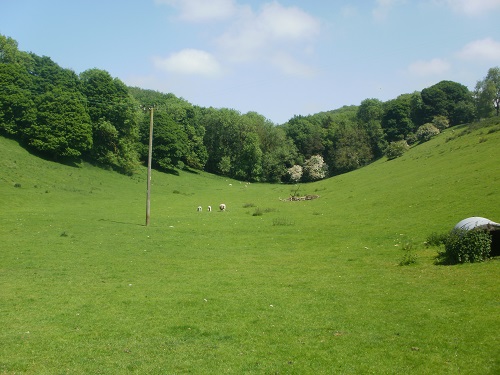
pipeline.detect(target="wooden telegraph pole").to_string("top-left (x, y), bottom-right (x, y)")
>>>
top-left (145, 105), bottom-right (154, 226)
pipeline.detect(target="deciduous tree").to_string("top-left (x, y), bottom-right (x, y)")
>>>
top-left (475, 67), bottom-right (500, 118)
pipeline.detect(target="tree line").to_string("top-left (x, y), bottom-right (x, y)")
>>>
top-left (1, 34), bottom-right (499, 182)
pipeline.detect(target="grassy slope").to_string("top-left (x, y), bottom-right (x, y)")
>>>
top-left (0, 120), bottom-right (499, 374)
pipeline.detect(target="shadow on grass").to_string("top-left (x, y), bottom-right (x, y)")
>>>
top-left (18, 139), bottom-right (84, 168)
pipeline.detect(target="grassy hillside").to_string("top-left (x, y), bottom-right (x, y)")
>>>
top-left (1, 119), bottom-right (499, 374)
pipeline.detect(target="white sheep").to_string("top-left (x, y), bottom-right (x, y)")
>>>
top-left (197, 206), bottom-right (202, 212)
top-left (207, 206), bottom-right (212, 212)
top-left (219, 203), bottom-right (226, 211)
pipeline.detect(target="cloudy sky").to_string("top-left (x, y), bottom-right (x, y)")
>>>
top-left (1, 0), bottom-right (499, 124)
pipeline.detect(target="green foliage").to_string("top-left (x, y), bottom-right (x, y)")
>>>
top-left (329, 123), bottom-right (373, 174)
top-left (80, 69), bottom-right (140, 173)
top-left (439, 229), bottom-right (492, 264)
top-left (432, 115), bottom-right (450, 131)
top-left (421, 80), bottom-right (475, 125)
top-left (385, 140), bottom-right (409, 160)
top-left (381, 95), bottom-right (415, 142)
top-left (475, 66), bottom-right (500, 118)
top-left (283, 115), bottom-right (325, 158)
top-left (357, 98), bottom-right (383, 123)
top-left (416, 123), bottom-right (440, 143)
top-left (399, 249), bottom-right (417, 266)
top-left (0, 34), bottom-right (497, 185)
top-left (25, 89), bottom-right (92, 158)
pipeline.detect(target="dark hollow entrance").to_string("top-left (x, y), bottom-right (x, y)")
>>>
top-left (490, 229), bottom-right (500, 257)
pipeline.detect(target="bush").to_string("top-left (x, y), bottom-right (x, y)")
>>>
top-left (416, 123), bottom-right (440, 142)
top-left (302, 155), bottom-right (328, 182)
top-left (385, 140), bottom-right (409, 160)
top-left (287, 165), bottom-right (303, 183)
top-left (399, 250), bottom-right (417, 266)
top-left (440, 229), bottom-right (492, 264)
top-left (406, 132), bottom-right (418, 145)
top-left (432, 115), bottom-right (450, 131)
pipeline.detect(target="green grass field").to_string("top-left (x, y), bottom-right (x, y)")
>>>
top-left (1, 120), bottom-right (499, 374)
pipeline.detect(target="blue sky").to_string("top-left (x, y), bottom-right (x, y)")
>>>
top-left (1, 0), bottom-right (499, 124)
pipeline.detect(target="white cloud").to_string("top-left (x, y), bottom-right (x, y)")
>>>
top-left (153, 49), bottom-right (222, 77)
top-left (257, 2), bottom-right (321, 40)
top-left (441, 0), bottom-right (500, 16)
top-left (457, 38), bottom-right (500, 61)
top-left (155, 1), bottom-right (321, 76)
top-left (216, 2), bottom-right (321, 74)
top-left (408, 58), bottom-right (451, 76)
top-left (155, 0), bottom-right (237, 22)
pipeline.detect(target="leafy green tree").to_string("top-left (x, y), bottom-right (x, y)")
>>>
top-left (0, 34), bottom-right (21, 64)
top-left (421, 80), bottom-right (474, 125)
top-left (0, 63), bottom-right (36, 136)
top-left (233, 131), bottom-right (263, 180)
top-left (29, 54), bottom-right (80, 94)
top-left (283, 115), bottom-right (325, 159)
top-left (475, 67), bottom-right (500, 118)
top-left (202, 107), bottom-right (241, 175)
top-left (453, 100), bottom-right (476, 124)
top-left (128, 88), bottom-right (208, 171)
top-left (361, 120), bottom-right (387, 159)
top-left (381, 95), bottom-right (415, 142)
top-left (139, 110), bottom-right (189, 172)
top-left (259, 125), bottom-right (297, 182)
top-left (202, 108), bottom-right (264, 180)
top-left (357, 98), bottom-right (383, 123)
top-left (165, 101), bottom-right (207, 170)
top-left (80, 69), bottom-right (140, 174)
top-left (24, 89), bottom-right (92, 158)
top-left (329, 123), bottom-right (373, 174)
top-left (409, 91), bottom-right (426, 127)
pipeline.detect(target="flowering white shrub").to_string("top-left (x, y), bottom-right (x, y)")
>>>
top-left (303, 155), bottom-right (327, 181)
top-left (416, 123), bottom-right (440, 142)
top-left (287, 164), bottom-right (303, 183)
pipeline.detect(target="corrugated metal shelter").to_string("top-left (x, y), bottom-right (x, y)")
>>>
top-left (454, 217), bottom-right (500, 257)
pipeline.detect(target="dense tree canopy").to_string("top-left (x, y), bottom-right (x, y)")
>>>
top-left (421, 80), bottom-right (475, 125)
top-left (381, 95), bottom-right (415, 142)
top-left (0, 34), bottom-right (497, 183)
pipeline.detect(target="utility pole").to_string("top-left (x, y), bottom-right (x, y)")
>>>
top-left (144, 105), bottom-right (154, 226)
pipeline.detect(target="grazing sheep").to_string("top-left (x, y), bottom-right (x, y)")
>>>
top-left (219, 203), bottom-right (226, 211)
top-left (207, 206), bottom-right (212, 212)
top-left (197, 206), bottom-right (202, 212)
